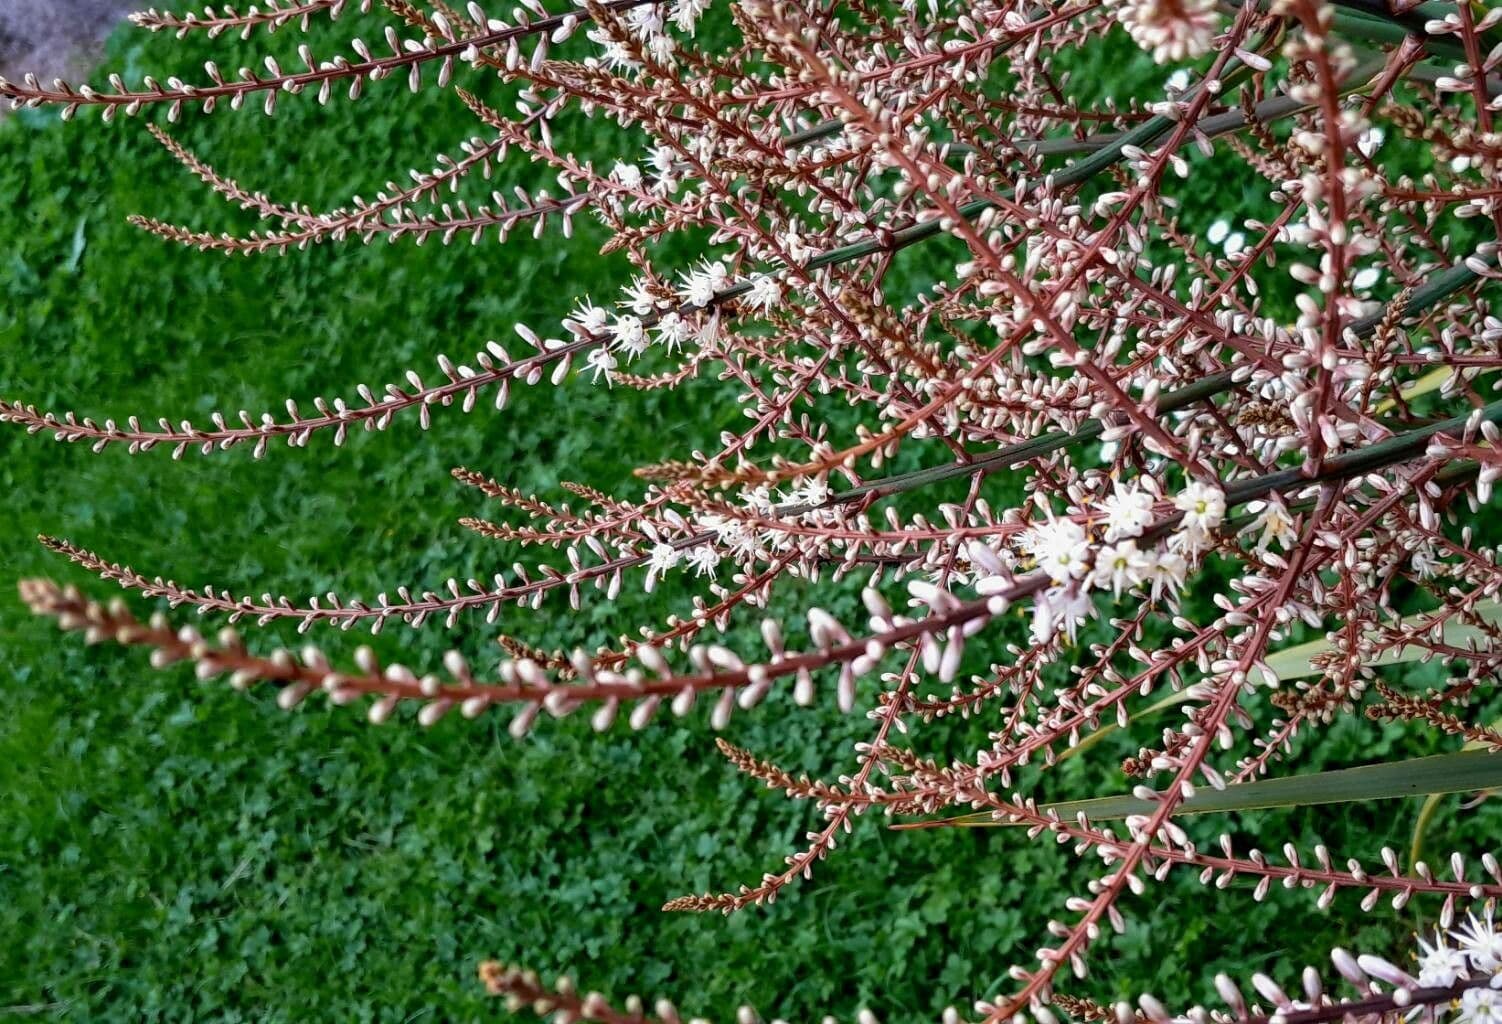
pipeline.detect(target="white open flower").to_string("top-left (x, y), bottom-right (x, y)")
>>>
top-left (1101, 483), bottom-right (1155, 541)
top-left (1020, 517), bottom-right (1091, 585)
top-left (1091, 539), bottom-right (1152, 596)
top-left (1174, 482), bottom-right (1226, 536)
top-left (654, 311), bottom-right (692, 352)
top-left (624, 2), bottom-right (665, 37)
top-left (588, 29), bottom-right (640, 72)
top-left (610, 160), bottom-right (644, 189)
top-left (1147, 549), bottom-right (1188, 600)
top-left (608, 314), bottom-right (649, 358)
top-left (621, 275), bottom-right (660, 317)
top-left (567, 297), bottom-right (610, 337)
top-left (644, 542), bottom-right (681, 592)
top-left (585, 347), bottom-right (618, 385)
top-left (1242, 498), bottom-right (1296, 552)
top-left (678, 269), bottom-right (717, 307)
top-left (677, 259), bottom-right (729, 308)
top-left (686, 544), bottom-right (722, 579)
top-left (671, 0), bottom-right (711, 34)
top-left (789, 476), bottom-right (830, 509)
top-left (698, 513), bottom-right (758, 558)
top-left (1457, 907), bottom-right (1502, 974)
top-left (645, 32), bottom-right (677, 64)
top-left (648, 145), bottom-right (680, 193)
top-left (1416, 931), bottom-right (1469, 988)
top-left (1460, 986), bottom-right (1502, 1024)
top-left (745, 273), bottom-right (782, 312)
top-left (1032, 585), bottom-right (1092, 644)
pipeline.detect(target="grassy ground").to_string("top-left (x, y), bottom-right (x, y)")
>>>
top-left (0, 17), bottom-right (1496, 1024)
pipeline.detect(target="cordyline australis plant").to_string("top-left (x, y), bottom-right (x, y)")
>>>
top-left (8, 0), bottom-right (1502, 1017)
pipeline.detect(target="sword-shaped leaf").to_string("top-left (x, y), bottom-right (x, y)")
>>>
top-left (1251, 599), bottom-right (1502, 685)
top-left (897, 750), bottom-right (1502, 829)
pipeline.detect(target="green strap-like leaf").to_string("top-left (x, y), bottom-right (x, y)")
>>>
top-left (900, 750), bottom-right (1502, 829)
top-left (1408, 717), bottom-right (1502, 869)
top-left (1251, 599), bottom-right (1502, 685)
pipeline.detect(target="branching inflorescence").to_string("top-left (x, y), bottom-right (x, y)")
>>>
top-left (8, 0), bottom-right (1502, 1019)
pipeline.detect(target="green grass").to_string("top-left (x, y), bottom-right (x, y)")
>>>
top-left (0, 17), bottom-right (1498, 1024)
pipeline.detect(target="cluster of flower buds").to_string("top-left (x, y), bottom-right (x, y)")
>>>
top-left (1107, 0), bottom-right (1221, 64)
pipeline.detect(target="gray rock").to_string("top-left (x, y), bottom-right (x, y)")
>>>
top-left (0, 0), bottom-right (138, 90)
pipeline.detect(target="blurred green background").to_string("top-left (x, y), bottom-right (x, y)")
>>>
top-left (0, 13), bottom-right (1495, 1023)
